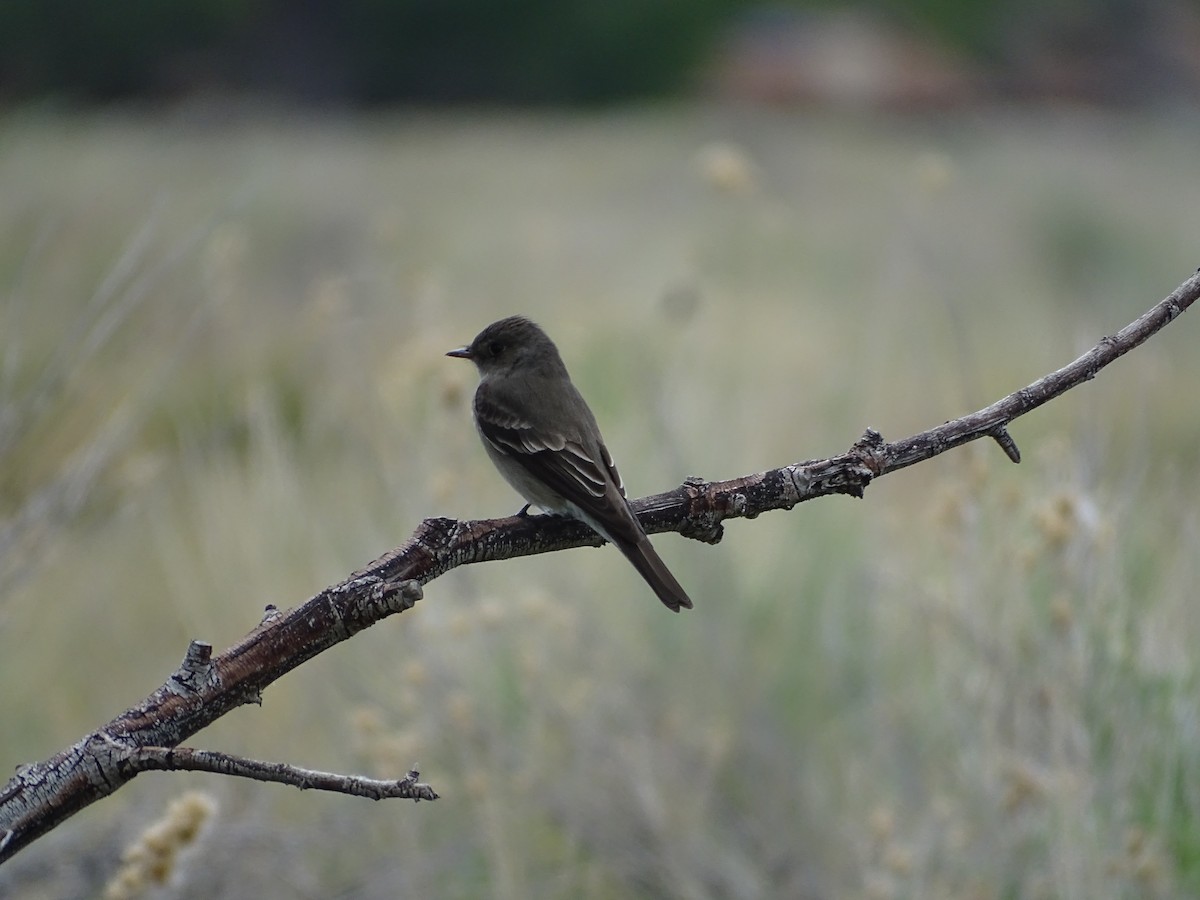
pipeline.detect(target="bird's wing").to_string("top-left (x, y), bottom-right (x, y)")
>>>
top-left (474, 389), bottom-right (639, 539)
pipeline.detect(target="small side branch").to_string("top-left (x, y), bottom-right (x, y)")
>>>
top-left (989, 426), bottom-right (1021, 463)
top-left (129, 746), bottom-right (438, 802)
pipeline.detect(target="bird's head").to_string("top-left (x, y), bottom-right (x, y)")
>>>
top-left (446, 315), bottom-right (564, 377)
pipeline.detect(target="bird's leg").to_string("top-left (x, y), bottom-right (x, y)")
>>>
top-left (515, 504), bottom-right (532, 518)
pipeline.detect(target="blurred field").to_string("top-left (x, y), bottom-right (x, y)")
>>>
top-left (1, 103), bottom-right (1199, 899)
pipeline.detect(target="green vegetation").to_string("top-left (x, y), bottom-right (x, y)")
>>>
top-left (0, 0), bottom-right (742, 103)
top-left (1, 106), bottom-right (1198, 897)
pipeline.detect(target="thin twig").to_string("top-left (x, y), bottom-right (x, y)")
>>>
top-left (126, 745), bottom-right (437, 802)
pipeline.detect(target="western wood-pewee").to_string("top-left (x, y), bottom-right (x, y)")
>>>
top-left (447, 316), bottom-right (693, 612)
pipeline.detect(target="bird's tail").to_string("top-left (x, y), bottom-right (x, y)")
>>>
top-left (617, 535), bottom-right (694, 612)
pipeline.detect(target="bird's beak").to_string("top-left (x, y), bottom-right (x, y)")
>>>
top-left (446, 346), bottom-right (472, 359)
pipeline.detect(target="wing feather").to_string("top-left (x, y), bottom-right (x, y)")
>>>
top-left (474, 390), bottom-right (638, 539)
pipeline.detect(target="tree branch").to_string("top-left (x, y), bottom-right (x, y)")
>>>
top-left (2, 270), bottom-right (1197, 864)
top-left (125, 743), bottom-right (437, 801)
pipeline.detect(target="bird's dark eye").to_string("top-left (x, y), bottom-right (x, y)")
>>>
top-left (488, 340), bottom-right (504, 356)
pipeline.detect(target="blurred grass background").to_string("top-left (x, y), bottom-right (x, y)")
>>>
top-left (1, 104), bottom-right (1199, 898)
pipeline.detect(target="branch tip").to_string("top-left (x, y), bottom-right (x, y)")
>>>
top-left (182, 641), bottom-right (212, 665)
top-left (399, 579), bottom-right (423, 605)
top-left (169, 641), bottom-right (215, 695)
top-left (372, 578), bottom-right (422, 612)
top-left (401, 768), bottom-right (439, 802)
top-left (990, 427), bottom-right (1022, 464)
top-left (856, 428), bottom-right (885, 450)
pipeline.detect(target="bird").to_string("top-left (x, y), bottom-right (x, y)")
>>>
top-left (447, 315), bottom-right (693, 612)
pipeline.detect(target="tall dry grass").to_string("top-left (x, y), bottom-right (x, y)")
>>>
top-left (1, 104), bottom-right (1198, 898)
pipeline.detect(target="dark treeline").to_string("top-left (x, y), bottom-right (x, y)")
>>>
top-left (0, 0), bottom-right (740, 105)
top-left (1, 0), bottom-right (1196, 106)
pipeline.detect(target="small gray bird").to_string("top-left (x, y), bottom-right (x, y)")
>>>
top-left (447, 316), bottom-right (693, 612)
